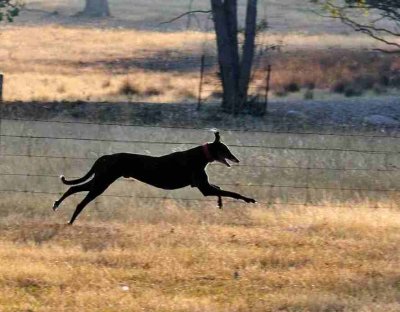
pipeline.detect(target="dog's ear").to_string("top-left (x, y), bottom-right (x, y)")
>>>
top-left (213, 131), bottom-right (220, 143)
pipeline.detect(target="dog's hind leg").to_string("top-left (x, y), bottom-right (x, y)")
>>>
top-left (53, 181), bottom-right (92, 211)
top-left (68, 177), bottom-right (116, 225)
top-left (68, 193), bottom-right (96, 225)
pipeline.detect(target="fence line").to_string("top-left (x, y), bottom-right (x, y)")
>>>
top-left (0, 155), bottom-right (395, 172)
top-left (0, 172), bottom-right (398, 193)
top-left (3, 117), bottom-right (400, 139)
top-left (1, 117), bottom-right (400, 210)
top-left (0, 189), bottom-right (393, 210)
top-left (2, 133), bottom-right (397, 155)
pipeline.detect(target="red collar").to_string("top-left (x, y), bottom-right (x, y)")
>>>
top-left (202, 144), bottom-right (214, 162)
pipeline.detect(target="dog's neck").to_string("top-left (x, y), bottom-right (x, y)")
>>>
top-left (202, 144), bottom-right (214, 163)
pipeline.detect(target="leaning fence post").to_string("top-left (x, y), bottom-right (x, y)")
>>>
top-left (0, 73), bottom-right (3, 103)
top-left (197, 54), bottom-right (205, 111)
top-left (263, 65), bottom-right (271, 115)
top-left (0, 73), bottom-right (3, 155)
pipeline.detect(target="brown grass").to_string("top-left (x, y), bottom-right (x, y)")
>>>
top-left (257, 50), bottom-right (400, 93)
top-left (1, 25), bottom-right (400, 102)
top-left (0, 26), bottom-right (207, 102)
top-left (1, 204), bottom-right (400, 311)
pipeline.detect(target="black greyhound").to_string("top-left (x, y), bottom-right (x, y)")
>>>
top-left (53, 132), bottom-right (256, 224)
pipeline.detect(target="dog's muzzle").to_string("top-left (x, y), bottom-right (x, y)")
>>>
top-left (218, 156), bottom-right (239, 167)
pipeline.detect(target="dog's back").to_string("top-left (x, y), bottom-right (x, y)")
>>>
top-left (117, 149), bottom-right (203, 189)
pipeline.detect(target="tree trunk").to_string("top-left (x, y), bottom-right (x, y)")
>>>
top-left (211, 0), bottom-right (258, 114)
top-left (224, 0), bottom-right (240, 112)
top-left (211, 0), bottom-right (238, 112)
top-left (238, 0), bottom-right (257, 110)
top-left (81, 0), bottom-right (110, 17)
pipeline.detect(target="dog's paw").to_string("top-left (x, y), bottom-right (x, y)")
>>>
top-left (244, 197), bottom-right (256, 204)
top-left (52, 201), bottom-right (59, 211)
top-left (217, 197), bottom-right (223, 209)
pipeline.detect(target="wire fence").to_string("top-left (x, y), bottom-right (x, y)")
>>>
top-left (1, 114), bottom-right (400, 211)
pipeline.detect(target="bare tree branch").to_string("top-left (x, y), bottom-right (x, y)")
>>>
top-left (312, 0), bottom-right (400, 53)
top-left (159, 10), bottom-right (211, 26)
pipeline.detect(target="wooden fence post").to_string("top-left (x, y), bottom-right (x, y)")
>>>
top-left (263, 65), bottom-right (271, 115)
top-left (0, 73), bottom-right (3, 155)
top-left (0, 73), bottom-right (3, 103)
top-left (197, 54), bottom-right (205, 111)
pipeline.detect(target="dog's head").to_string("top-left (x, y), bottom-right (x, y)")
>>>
top-left (208, 132), bottom-right (239, 167)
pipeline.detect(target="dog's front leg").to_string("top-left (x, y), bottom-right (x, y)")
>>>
top-left (211, 184), bottom-right (223, 209)
top-left (198, 183), bottom-right (256, 204)
top-left (192, 171), bottom-right (255, 206)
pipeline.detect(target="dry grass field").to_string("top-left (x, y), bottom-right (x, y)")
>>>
top-left (0, 26), bottom-right (210, 102)
top-left (1, 25), bottom-right (399, 103)
top-left (1, 204), bottom-right (400, 311)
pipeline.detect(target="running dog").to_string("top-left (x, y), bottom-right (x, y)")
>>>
top-left (53, 132), bottom-right (256, 224)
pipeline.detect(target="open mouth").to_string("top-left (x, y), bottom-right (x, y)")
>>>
top-left (217, 156), bottom-right (239, 167)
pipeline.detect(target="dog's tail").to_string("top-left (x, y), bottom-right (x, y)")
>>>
top-left (60, 167), bottom-right (95, 185)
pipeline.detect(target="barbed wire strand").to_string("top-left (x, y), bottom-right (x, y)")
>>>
top-left (0, 189), bottom-right (393, 210)
top-left (0, 156), bottom-right (395, 172)
top-left (0, 172), bottom-right (397, 193)
top-left (1, 133), bottom-right (397, 154)
top-left (2, 117), bottom-right (400, 139)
